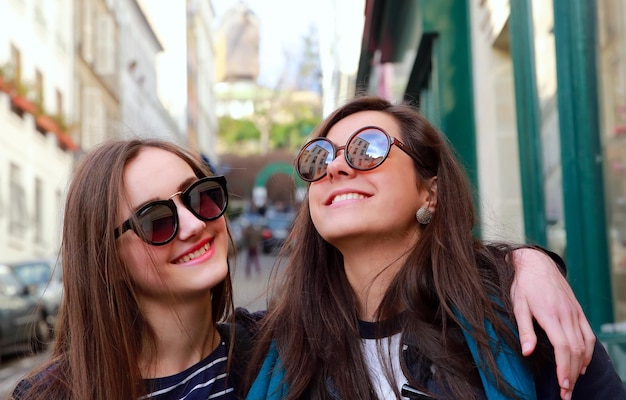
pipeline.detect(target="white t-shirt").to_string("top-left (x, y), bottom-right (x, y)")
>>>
top-left (359, 319), bottom-right (411, 399)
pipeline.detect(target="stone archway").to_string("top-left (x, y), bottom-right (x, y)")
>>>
top-left (252, 162), bottom-right (306, 207)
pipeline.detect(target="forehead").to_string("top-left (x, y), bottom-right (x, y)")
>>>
top-left (326, 110), bottom-right (401, 141)
top-left (123, 147), bottom-right (195, 204)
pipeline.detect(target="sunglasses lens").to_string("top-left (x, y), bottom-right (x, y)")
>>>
top-left (138, 203), bottom-right (176, 244)
top-left (297, 139), bottom-right (334, 181)
top-left (188, 180), bottom-right (227, 220)
top-left (347, 128), bottom-right (389, 170)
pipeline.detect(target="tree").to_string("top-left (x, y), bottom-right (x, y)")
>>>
top-left (217, 117), bottom-right (261, 153)
top-left (217, 28), bottom-right (323, 154)
top-left (270, 116), bottom-right (321, 150)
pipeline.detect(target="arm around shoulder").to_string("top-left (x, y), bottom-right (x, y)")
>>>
top-left (509, 246), bottom-right (596, 398)
top-left (534, 339), bottom-right (626, 399)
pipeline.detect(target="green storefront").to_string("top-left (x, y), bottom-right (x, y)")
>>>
top-left (356, 0), bottom-right (626, 379)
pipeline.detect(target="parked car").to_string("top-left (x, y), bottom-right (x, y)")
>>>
top-left (261, 212), bottom-right (295, 254)
top-left (0, 264), bottom-right (50, 362)
top-left (5, 258), bottom-right (63, 334)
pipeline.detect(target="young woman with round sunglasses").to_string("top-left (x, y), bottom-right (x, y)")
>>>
top-left (243, 96), bottom-right (625, 400)
top-left (8, 135), bottom-right (608, 399)
top-left (10, 139), bottom-right (243, 400)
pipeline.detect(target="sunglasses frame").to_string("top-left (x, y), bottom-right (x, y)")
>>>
top-left (295, 126), bottom-right (422, 182)
top-left (114, 175), bottom-right (228, 246)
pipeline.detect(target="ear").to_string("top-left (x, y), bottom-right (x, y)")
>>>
top-left (424, 176), bottom-right (437, 211)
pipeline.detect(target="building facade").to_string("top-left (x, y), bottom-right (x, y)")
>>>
top-left (318, 0), bottom-right (365, 116)
top-left (354, 0), bottom-right (626, 373)
top-left (74, 0), bottom-right (121, 149)
top-left (0, 0), bottom-right (77, 262)
top-left (117, 0), bottom-right (184, 144)
top-left (0, 0), bottom-right (208, 263)
top-left (598, 0), bottom-right (626, 325)
top-left (186, 0), bottom-right (219, 166)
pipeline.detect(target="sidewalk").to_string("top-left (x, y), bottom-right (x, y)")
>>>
top-left (231, 250), bottom-right (282, 312)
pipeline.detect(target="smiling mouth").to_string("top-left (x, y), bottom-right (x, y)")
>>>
top-left (174, 242), bottom-right (211, 264)
top-left (331, 193), bottom-right (366, 205)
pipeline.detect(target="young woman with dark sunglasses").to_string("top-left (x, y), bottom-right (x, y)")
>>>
top-left (9, 139), bottom-right (243, 400)
top-left (7, 136), bottom-right (609, 399)
top-left (243, 96), bottom-right (625, 400)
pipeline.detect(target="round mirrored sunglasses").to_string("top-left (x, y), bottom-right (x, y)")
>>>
top-left (295, 126), bottom-right (421, 182)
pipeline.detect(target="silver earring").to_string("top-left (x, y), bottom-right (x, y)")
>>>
top-left (416, 207), bottom-right (432, 225)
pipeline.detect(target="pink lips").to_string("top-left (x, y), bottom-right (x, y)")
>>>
top-left (172, 238), bottom-right (213, 265)
top-left (325, 189), bottom-right (370, 206)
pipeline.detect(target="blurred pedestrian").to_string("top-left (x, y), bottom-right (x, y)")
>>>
top-left (243, 96), bottom-right (623, 399)
top-left (9, 139), bottom-right (246, 400)
top-left (243, 221), bottom-right (263, 278)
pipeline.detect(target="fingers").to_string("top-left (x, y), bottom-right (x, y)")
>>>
top-left (554, 309), bottom-right (595, 400)
top-left (554, 339), bottom-right (576, 400)
top-left (542, 306), bottom-right (587, 400)
top-left (553, 337), bottom-right (575, 400)
top-left (560, 387), bottom-right (572, 400)
top-left (512, 298), bottom-right (537, 355)
top-left (509, 247), bottom-right (596, 399)
top-left (514, 297), bottom-right (581, 400)
top-left (577, 307), bottom-right (596, 374)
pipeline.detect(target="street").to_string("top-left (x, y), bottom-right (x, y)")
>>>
top-left (0, 250), bottom-right (279, 398)
top-left (231, 249), bottom-right (284, 313)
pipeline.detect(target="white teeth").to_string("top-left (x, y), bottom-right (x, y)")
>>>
top-left (331, 193), bottom-right (365, 204)
top-left (175, 243), bottom-right (210, 264)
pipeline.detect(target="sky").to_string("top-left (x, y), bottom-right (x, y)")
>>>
top-left (212, 0), bottom-right (328, 88)
top-left (136, 0), bottom-right (186, 115)
top-left (138, 0), bottom-right (364, 115)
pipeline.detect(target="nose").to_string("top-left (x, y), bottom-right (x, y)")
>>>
top-left (325, 147), bottom-right (356, 181)
top-left (173, 198), bottom-right (206, 241)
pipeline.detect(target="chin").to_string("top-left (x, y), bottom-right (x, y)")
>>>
top-left (320, 229), bottom-right (362, 246)
top-left (212, 261), bottom-right (230, 281)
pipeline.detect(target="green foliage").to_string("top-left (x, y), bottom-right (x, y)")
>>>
top-left (270, 117), bottom-right (321, 150)
top-left (52, 113), bottom-right (74, 134)
top-left (218, 115), bottom-right (321, 152)
top-left (218, 117), bottom-right (261, 142)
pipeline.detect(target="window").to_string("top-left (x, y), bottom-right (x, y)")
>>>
top-left (95, 14), bottom-right (115, 75)
top-left (35, 69), bottom-right (43, 109)
top-left (34, 0), bottom-right (46, 30)
top-left (9, 163), bottom-right (27, 238)
top-left (82, 0), bottom-right (94, 63)
top-left (10, 44), bottom-right (21, 85)
top-left (56, 88), bottom-right (63, 117)
top-left (55, 188), bottom-right (63, 242)
top-left (34, 178), bottom-right (43, 243)
top-left (82, 87), bottom-right (105, 148)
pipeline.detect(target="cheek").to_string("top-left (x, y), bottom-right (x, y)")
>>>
top-left (212, 217), bottom-right (229, 250)
top-left (309, 207), bottom-right (321, 233)
top-left (117, 237), bottom-right (162, 288)
top-left (307, 187), bottom-right (324, 227)
top-left (215, 228), bottom-right (230, 263)
top-left (118, 235), bottom-right (145, 265)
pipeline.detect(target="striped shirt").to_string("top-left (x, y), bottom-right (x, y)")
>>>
top-left (142, 340), bottom-right (237, 400)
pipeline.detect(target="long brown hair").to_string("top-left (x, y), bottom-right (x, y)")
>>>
top-left (246, 96), bottom-right (526, 399)
top-left (12, 138), bottom-right (235, 399)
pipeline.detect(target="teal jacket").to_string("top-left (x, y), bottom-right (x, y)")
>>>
top-left (246, 321), bottom-right (536, 400)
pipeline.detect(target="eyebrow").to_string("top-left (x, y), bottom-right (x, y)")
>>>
top-left (178, 176), bottom-right (198, 192)
top-left (132, 176), bottom-right (199, 211)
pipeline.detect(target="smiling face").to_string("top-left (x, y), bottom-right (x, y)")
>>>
top-left (116, 147), bottom-right (229, 301)
top-left (308, 111), bottom-right (433, 251)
